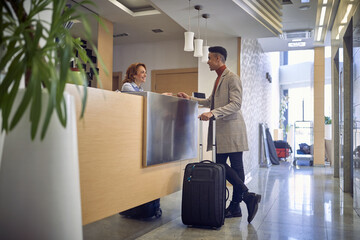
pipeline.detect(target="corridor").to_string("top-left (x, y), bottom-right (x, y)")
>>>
top-left (84, 161), bottom-right (360, 240)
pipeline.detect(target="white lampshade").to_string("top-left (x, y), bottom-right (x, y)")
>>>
top-left (201, 45), bottom-right (209, 62)
top-left (184, 32), bottom-right (194, 51)
top-left (194, 39), bottom-right (203, 57)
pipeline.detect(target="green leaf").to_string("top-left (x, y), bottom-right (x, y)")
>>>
top-left (40, 82), bottom-right (57, 140)
top-left (80, 76), bottom-right (88, 118)
top-left (32, 20), bottom-right (43, 49)
top-left (0, 53), bottom-right (25, 120)
top-left (2, 66), bottom-right (23, 132)
top-left (55, 95), bottom-right (67, 127)
top-left (9, 82), bottom-right (33, 130)
top-left (0, 42), bottom-right (21, 72)
top-left (29, 62), bottom-right (42, 140)
top-left (59, 37), bottom-right (71, 85)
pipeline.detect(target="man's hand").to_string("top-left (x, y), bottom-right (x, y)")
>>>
top-left (198, 112), bottom-right (214, 121)
top-left (177, 92), bottom-right (190, 100)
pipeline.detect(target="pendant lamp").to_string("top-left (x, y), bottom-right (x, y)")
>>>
top-left (201, 14), bottom-right (210, 63)
top-left (184, 0), bottom-right (194, 51)
top-left (193, 5), bottom-right (203, 57)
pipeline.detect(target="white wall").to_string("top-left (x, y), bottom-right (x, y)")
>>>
top-left (280, 62), bottom-right (314, 89)
top-left (113, 39), bottom-right (197, 91)
top-left (268, 52), bottom-right (280, 131)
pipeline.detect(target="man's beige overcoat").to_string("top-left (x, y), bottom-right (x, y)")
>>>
top-left (191, 68), bottom-right (249, 154)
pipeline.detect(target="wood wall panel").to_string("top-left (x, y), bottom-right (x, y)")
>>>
top-left (151, 68), bottom-right (198, 95)
top-left (66, 85), bottom-right (196, 225)
top-left (97, 17), bottom-right (113, 90)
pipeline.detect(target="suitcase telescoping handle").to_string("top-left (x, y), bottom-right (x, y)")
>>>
top-left (212, 119), bottom-right (216, 161)
top-left (199, 119), bottom-right (203, 162)
top-left (199, 119), bottom-right (216, 162)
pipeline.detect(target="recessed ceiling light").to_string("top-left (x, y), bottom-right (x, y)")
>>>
top-left (113, 33), bottom-right (129, 37)
top-left (280, 30), bottom-right (312, 40)
top-left (317, 27), bottom-right (323, 41)
top-left (299, 5), bottom-right (310, 10)
top-left (281, 0), bottom-right (293, 5)
top-left (288, 42), bottom-right (306, 47)
top-left (301, 0), bottom-right (310, 3)
top-left (108, 0), bottom-right (160, 17)
top-left (152, 29), bottom-right (163, 33)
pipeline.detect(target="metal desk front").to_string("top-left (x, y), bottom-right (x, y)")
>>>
top-left (126, 92), bottom-right (198, 166)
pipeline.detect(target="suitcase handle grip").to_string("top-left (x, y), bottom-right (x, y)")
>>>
top-left (200, 160), bottom-right (214, 164)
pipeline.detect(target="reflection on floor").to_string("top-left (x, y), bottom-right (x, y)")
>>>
top-left (83, 161), bottom-right (360, 240)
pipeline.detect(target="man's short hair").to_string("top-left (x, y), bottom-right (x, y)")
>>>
top-left (209, 46), bottom-right (227, 62)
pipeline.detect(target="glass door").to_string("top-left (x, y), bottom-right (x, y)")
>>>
top-left (352, 8), bottom-right (360, 216)
top-left (339, 48), bottom-right (344, 191)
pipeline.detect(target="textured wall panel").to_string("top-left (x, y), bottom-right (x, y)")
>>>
top-left (241, 38), bottom-right (272, 174)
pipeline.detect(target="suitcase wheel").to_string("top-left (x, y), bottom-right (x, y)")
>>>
top-left (155, 208), bottom-right (162, 218)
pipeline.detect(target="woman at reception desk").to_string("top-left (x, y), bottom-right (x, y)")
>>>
top-left (119, 62), bottom-right (162, 219)
top-left (121, 63), bottom-right (146, 92)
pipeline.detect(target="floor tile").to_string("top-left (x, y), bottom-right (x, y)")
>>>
top-left (83, 162), bottom-right (360, 240)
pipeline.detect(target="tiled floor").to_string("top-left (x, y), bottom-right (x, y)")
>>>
top-left (83, 161), bottom-right (360, 240)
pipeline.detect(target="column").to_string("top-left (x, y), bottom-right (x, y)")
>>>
top-left (313, 47), bottom-right (325, 165)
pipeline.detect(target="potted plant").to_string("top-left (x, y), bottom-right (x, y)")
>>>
top-left (0, 0), bottom-right (101, 238)
top-left (0, 0), bottom-right (100, 139)
top-left (325, 116), bottom-right (332, 140)
top-left (279, 95), bottom-right (289, 140)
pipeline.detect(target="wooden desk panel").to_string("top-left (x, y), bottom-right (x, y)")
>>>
top-left (66, 85), bottom-right (196, 225)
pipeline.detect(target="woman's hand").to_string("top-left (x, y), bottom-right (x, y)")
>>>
top-left (177, 92), bottom-right (190, 100)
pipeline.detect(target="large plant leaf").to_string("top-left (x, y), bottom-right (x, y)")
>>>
top-left (28, 55), bottom-right (44, 139)
top-left (40, 79), bottom-right (57, 139)
top-left (0, 53), bottom-right (25, 132)
top-left (9, 79), bottom-right (34, 131)
top-left (1, 0), bottom-right (101, 140)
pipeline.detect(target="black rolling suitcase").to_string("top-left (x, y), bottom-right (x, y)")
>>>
top-left (181, 120), bottom-right (226, 228)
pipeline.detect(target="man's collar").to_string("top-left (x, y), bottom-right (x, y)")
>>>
top-left (216, 65), bottom-right (226, 76)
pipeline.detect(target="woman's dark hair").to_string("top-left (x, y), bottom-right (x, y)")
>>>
top-left (122, 63), bottom-right (146, 84)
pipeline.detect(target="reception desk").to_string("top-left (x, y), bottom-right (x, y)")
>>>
top-left (126, 92), bottom-right (198, 166)
top-left (66, 85), bottom-right (198, 225)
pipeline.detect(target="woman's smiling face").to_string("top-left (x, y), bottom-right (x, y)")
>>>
top-left (134, 65), bottom-right (147, 84)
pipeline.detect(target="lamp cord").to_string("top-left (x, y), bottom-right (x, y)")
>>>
top-left (205, 18), bottom-right (207, 45)
top-left (188, 0), bottom-right (191, 32)
top-left (197, 9), bottom-right (200, 38)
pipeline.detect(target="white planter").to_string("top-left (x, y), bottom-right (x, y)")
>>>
top-left (0, 90), bottom-right (82, 239)
top-left (325, 124), bottom-right (332, 140)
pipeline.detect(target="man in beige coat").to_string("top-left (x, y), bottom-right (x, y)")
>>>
top-left (177, 46), bottom-right (261, 223)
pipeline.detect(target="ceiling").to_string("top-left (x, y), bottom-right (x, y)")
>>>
top-left (70, 0), bottom-right (335, 52)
